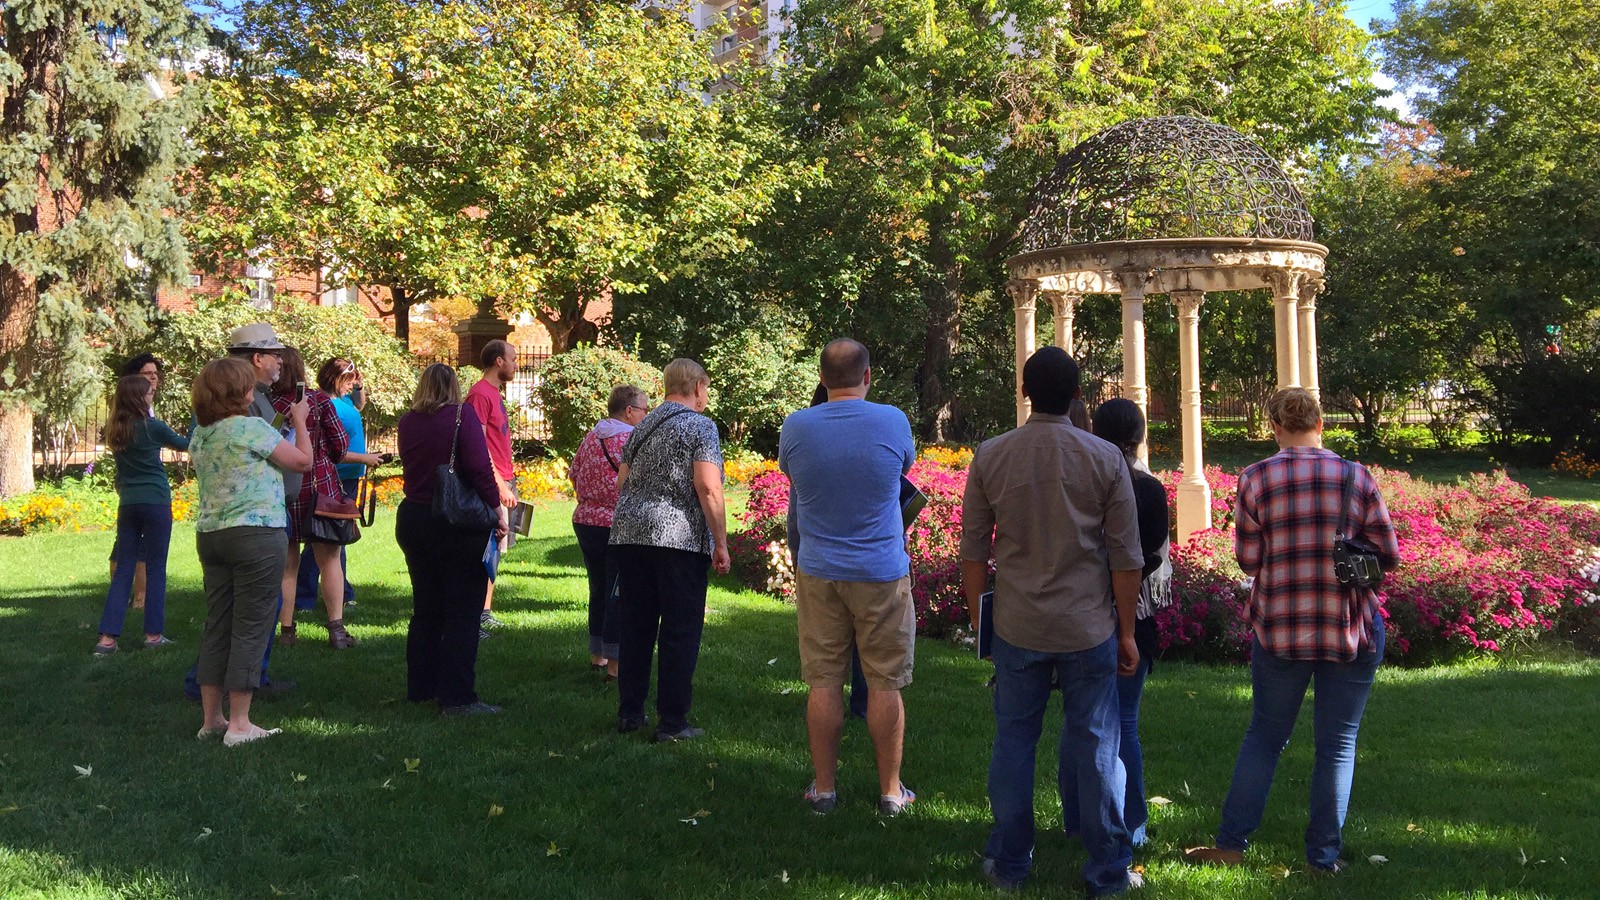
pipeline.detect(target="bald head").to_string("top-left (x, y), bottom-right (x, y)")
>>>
top-left (819, 339), bottom-right (870, 391)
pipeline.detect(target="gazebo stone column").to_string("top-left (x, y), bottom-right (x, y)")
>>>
top-left (1298, 279), bottom-right (1322, 402)
top-left (1267, 270), bottom-right (1302, 390)
top-left (1008, 280), bottom-right (1038, 427)
top-left (1173, 289), bottom-right (1212, 543)
top-left (1116, 271), bottom-right (1150, 465)
top-left (1043, 290), bottom-right (1080, 356)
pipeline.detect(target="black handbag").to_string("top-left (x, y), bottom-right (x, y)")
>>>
top-left (1333, 461), bottom-right (1385, 589)
top-left (306, 509), bottom-right (361, 545)
top-left (432, 402), bottom-right (500, 531)
top-left (306, 491), bottom-right (361, 545)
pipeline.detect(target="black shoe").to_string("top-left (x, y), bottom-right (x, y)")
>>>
top-left (440, 701), bottom-right (502, 717)
top-left (652, 724), bottom-right (705, 743)
top-left (258, 679), bottom-right (297, 696)
top-left (479, 628), bottom-right (493, 641)
top-left (618, 715), bottom-right (647, 733)
top-left (481, 612), bottom-right (505, 629)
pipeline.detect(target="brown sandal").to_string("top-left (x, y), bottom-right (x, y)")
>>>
top-left (278, 623), bottom-right (297, 646)
top-left (328, 620), bottom-right (358, 649)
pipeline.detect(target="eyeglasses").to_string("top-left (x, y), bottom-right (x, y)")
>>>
top-left (629, 405), bottom-right (650, 413)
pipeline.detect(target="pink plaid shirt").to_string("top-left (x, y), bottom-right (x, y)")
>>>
top-left (1235, 447), bottom-right (1399, 662)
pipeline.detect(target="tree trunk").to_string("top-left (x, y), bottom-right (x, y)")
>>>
top-left (917, 217), bottom-right (961, 442)
top-left (536, 288), bottom-right (601, 355)
top-left (392, 285), bottom-right (411, 348)
top-left (1, 246), bottom-right (41, 499)
top-left (0, 400), bottom-right (34, 497)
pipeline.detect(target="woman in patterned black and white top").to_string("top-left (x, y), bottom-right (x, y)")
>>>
top-left (609, 358), bottom-right (729, 743)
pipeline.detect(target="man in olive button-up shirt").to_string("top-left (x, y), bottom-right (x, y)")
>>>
top-left (960, 347), bottom-right (1146, 896)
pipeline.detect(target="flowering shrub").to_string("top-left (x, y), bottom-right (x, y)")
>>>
top-left (516, 458), bottom-right (574, 503)
top-left (1554, 450), bottom-right (1600, 479)
top-left (728, 455), bottom-right (1600, 665)
top-left (724, 455), bottom-right (779, 487)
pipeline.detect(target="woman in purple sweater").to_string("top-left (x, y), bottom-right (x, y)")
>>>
top-left (396, 364), bottom-right (508, 716)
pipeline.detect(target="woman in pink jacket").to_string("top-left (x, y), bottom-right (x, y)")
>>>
top-left (568, 385), bottom-right (650, 679)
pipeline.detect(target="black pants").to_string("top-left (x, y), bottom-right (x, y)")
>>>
top-left (574, 522), bottom-right (621, 659)
top-left (397, 500), bottom-right (490, 706)
top-left (615, 544), bottom-right (710, 732)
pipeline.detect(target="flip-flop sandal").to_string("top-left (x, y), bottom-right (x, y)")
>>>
top-left (223, 727), bottom-right (282, 748)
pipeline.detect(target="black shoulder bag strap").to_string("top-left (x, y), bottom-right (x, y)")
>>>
top-left (624, 407), bottom-right (692, 465)
top-left (1336, 459), bottom-right (1359, 541)
top-left (599, 432), bottom-right (621, 473)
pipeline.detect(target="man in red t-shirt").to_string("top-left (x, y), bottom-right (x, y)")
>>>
top-left (466, 340), bottom-right (519, 633)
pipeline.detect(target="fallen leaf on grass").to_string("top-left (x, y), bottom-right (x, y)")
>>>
top-left (1406, 822), bottom-right (1424, 834)
top-left (404, 758), bottom-right (421, 774)
top-left (707, 779), bottom-right (715, 790)
top-left (380, 778), bottom-right (393, 790)
top-left (707, 761), bottom-right (718, 769)
top-left (1185, 691), bottom-right (1197, 699)
top-left (488, 804), bottom-right (504, 819)
top-left (270, 886), bottom-right (285, 896)
top-left (1267, 864), bottom-right (1292, 879)
top-left (0, 804), bottom-right (20, 815)
top-left (779, 688), bottom-right (793, 696)
top-left (1148, 796), bottom-right (1173, 808)
top-left (195, 827), bottom-right (213, 842)
top-left (1181, 781), bottom-right (1192, 797)
top-left (779, 870), bottom-right (789, 883)
top-left (767, 658), bottom-right (777, 666)
top-left (291, 773), bottom-right (307, 783)
top-left (73, 765), bottom-right (93, 779)
top-left (1367, 855), bottom-right (1389, 865)
top-left (547, 841), bottom-right (563, 857)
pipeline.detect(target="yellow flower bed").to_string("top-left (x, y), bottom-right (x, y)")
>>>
top-left (0, 495), bottom-right (83, 535)
top-left (516, 458), bottom-right (573, 503)
top-left (918, 445), bottom-right (973, 469)
top-left (725, 457), bottom-right (779, 486)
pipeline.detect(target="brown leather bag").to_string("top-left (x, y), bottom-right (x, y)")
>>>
top-left (315, 492), bottom-right (361, 520)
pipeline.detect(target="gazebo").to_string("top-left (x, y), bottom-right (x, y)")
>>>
top-left (1004, 116), bottom-right (1328, 543)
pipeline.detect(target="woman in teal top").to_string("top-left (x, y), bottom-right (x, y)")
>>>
top-left (189, 357), bottom-right (310, 747)
top-left (94, 375), bottom-right (190, 654)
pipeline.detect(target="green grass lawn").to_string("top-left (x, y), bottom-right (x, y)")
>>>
top-left (2, 503), bottom-right (1598, 898)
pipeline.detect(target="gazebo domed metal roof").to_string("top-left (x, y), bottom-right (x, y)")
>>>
top-left (1018, 115), bottom-right (1315, 252)
top-left (1002, 115), bottom-right (1330, 543)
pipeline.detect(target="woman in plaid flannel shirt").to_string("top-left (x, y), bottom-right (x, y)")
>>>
top-left (1186, 388), bottom-right (1398, 874)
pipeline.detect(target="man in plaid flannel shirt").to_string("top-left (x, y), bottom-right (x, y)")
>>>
top-left (1186, 388), bottom-right (1398, 875)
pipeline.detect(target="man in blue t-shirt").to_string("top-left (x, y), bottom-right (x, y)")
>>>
top-left (778, 338), bottom-right (917, 817)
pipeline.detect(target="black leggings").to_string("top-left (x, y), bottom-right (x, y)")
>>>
top-left (397, 501), bottom-right (491, 706)
top-left (574, 522), bottom-right (621, 658)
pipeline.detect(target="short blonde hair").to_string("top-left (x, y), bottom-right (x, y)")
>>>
top-left (193, 358), bottom-right (257, 426)
top-left (411, 363), bottom-right (461, 415)
top-left (662, 358), bottom-right (708, 397)
top-left (1266, 388), bottom-right (1322, 433)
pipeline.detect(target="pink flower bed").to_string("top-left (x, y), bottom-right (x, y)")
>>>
top-left (731, 459), bottom-right (1600, 663)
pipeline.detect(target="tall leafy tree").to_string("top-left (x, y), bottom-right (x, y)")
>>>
top-left (1384, 0), bottom-right (1600, 357)
top-left (1383, 0), bottom-right (1600, 454)
top-left (192, 0), bottom-right (797, 351)
top-left (1, 0), bottom-right (202, 496)
top-left (1310, 123), bottom-right (1471, 443)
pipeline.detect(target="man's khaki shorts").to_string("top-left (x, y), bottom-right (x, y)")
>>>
top-left (795, 571), bottom-right (915, 691)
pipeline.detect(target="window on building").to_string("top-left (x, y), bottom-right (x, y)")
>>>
top-left (244, 259), bottom-right (275, 311)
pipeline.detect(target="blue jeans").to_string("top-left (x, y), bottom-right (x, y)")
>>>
top-left (295, 478), bottom-right (359, 609)
top-left (1062, 652), bottom-right (1151, 846)
top-left (986, 634), bottom-right (1133, 894)
top-left (1216, 623), bottom-right (1385, 869)
top-left (99, 503), bottom-right (172, 637)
